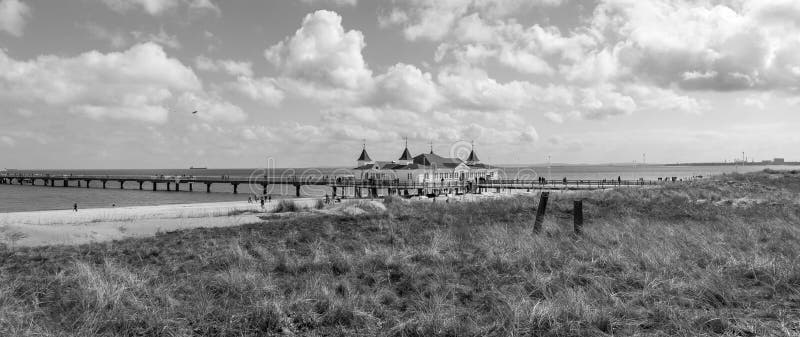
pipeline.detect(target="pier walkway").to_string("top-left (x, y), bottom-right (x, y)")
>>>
top-left (0, 173), bottom-right (661, 198)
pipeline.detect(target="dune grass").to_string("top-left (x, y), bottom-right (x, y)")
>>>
top-left (1, 171), bottom-right (799, 336)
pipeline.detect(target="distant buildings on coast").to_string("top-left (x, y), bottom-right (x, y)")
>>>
top-left (669, 157), bottom-right (798, 166)
top-left (353, 142), bottom-right (499, 182)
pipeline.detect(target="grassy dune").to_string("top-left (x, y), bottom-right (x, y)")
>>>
top-left (1, 171), bottom-right (799, 336)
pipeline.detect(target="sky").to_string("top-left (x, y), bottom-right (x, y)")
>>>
top-left (0, 0), bottom-right (799, 169)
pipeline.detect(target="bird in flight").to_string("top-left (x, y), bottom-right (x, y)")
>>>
top-left (191, 110), bottom-right (198, 115)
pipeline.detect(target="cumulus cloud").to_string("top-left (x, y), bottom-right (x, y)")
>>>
top-left (383, 0), bottom-right (566, 41)
top-left (265, 10), bottom-right (372, 91)
top-left (195, 56), bottom-right (253, 77)
top-left (437, 66), bottom-right (545, 111)
top-left (437, 13), bottom-right (594, 75)
top-left (225, 76), bottom-right (284, 107)
top-left (0, 42), bottom-right (243, 124)
top-left (372, 63), bottom-right (441, 112)
top-left (583, 0), bottom-right (800, 92)
top-left (0, 0), bottom-right (31, 37)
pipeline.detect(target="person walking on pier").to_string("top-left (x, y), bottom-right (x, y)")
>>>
top-left (73, 203), bottom-right (78, 212)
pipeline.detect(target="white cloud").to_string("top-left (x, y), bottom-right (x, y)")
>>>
top-left (81, 23), bottom-right (182, 50)
top-left (266, 10), bottom-right (373, 91)
top-left (300, 0), bottom-right (357, 6)
top-left (0, 43), bottom-right (205, 123)
top-left (195, 56), bottom-right (253, 77)
top-left (373, 63), bottom-right (441, 112)
top-left (0, 0), bottom-right (31, 37)
top-left (101, 0), bottom-right (179, 15)
top-left (217, 60), bottom-right (253, 77)
top-left (0, 135), bottom-right (15, 147)
top-left (544, 111), bottom-right (563, 123)
top-left (437, 66), bottom-right (541, 111)
top-left (575, 85), bottom-right (636, 119)
top-left (378, 8), bottom-right (408, 28)
top-left (15, 108), bottom-right (32, 117)
top-left (623, 84), bottom-right (708, 115)
top-left (80, 22), bottom-right (129, 48)
top-left (384, 0), bottom-right (566, 41)
top-left (101, 0), bottom-right (219, 16)
top-left (177, 92), bottom-right (247, 123)
top-left (225, 76), bottom-right (284, 107)
top-left (585, 0), bottom-right (800, 92)
top-left (132, 28), bottom-right (182, 49)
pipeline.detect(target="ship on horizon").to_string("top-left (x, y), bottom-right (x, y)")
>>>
top-left (189, 166), bottom-right (208, 170)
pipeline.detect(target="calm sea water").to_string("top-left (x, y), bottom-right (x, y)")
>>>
top-left (1, 165), bottom-right (796, 212)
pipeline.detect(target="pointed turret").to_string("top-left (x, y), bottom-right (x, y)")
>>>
top-left (466, 141), bottom-right (480, 164)
top-left (356, 141), bottom-right (373, 167)
top-left (399, 148), bottom-right (412, 161)
top-left (397, 138), bottom-right (413, 164)
top-left (466, 150), bottom-right (479, 163)
top-left (358, 148), bottom-right (372, 162)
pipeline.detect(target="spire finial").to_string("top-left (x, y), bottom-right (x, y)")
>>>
top-left (362, 139), bottom-right (366, 150)
top-left (404, 136), bottom-right (408, 149)
top-left (429, 140), bottom-right (434, 154)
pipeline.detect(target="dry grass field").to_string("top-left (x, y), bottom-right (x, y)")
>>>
top-left (1, 170), bottom-right (799, 336)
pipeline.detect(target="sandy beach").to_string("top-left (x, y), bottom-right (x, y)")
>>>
top-left (0, 188), bottom-right (612, 248)
top-left (0, 199), bottom-right (323, 247)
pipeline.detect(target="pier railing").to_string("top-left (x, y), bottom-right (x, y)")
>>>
top-left (0, 172), bottom-right (666, 196)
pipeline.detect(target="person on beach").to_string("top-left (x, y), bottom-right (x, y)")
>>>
top-left (260, 197), bottom-right (265, 209)
top-left (248, 196), bottom-right (252, 204)
top-left (268, 195), bottom-right (272, 203)
top-left (73, 203), bottom-right (78, 212)
top-left (325, 194), bottom-right (330, 204)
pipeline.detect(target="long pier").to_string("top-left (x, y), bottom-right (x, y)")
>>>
top-left (0, 173), bottom-right (662, 198)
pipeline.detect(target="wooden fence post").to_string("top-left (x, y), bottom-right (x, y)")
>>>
top-left (533, 191), bottom-right (549, 233)
top-left (573, 200), bottom-right (583, 234)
